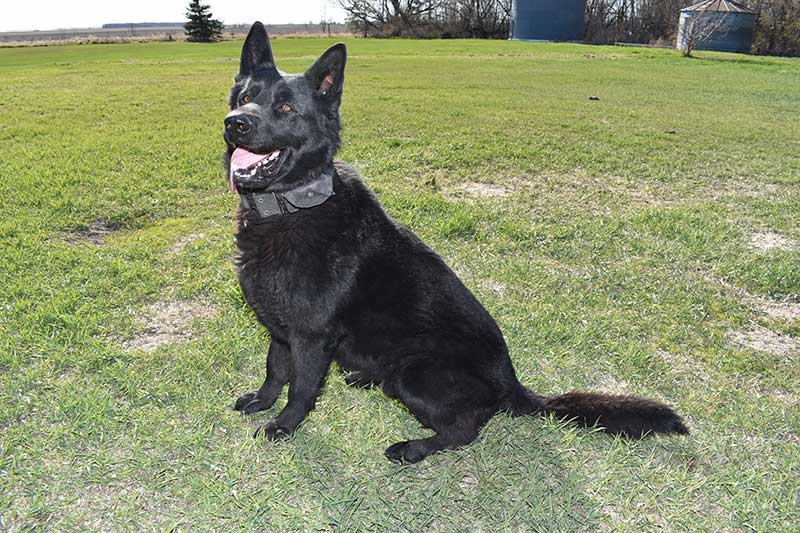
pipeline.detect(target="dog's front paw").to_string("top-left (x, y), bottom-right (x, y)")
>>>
top-left (253, 419), bottom-right (291, 441)
top-left (234, 392), bottom-right (271, 414)
top-left (385, 441), bottom-right (426, 464)
top-left (234, 392), bottom-right (257, 410)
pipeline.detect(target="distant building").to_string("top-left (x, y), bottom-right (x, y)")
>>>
top-left (676, 0), bottom-right (756, 54)
top-left (510, 0), bottom-right (586, 42)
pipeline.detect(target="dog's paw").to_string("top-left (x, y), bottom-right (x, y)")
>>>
top-left (234, 392), bottom-right (270, 414)
top-left (253, 419), bottom-right (291, 441)
top-left (343, 371), bottom-right (378, 389)
top-left (384, 441), bottom-right (426, 464)
top-left (234, 392), bottom-right (257, 410)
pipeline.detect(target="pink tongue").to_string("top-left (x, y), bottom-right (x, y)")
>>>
top-left (229, 147), bottom-right (268, 193)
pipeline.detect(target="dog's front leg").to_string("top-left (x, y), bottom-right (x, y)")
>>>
top-left (234, 338), bottom-right (290, 415)
top-left (254, 337), bottom-right (332, 440)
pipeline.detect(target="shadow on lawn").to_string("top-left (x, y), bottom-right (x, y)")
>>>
top-left (288, 413), bottom-right (601, 530)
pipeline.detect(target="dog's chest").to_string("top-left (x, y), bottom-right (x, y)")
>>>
top-left (237, 249), bottom-right (300, 328)
top-left (235, 226), bottom-right (338, 334)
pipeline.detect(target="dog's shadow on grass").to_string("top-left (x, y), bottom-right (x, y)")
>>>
top-left (239, 382), bottom-right (601, 530)
top-left (327, 417), bottom-right (595, 529)
top-left (226, 362), bottom-right (694, 530)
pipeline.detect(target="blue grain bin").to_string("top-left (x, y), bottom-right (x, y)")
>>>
top-left (510, 0), bottom-right (586, 42)
top-left (676, 0), bottom-right (756, 54)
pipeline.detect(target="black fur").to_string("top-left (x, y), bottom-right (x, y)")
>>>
top-left (225, 22), bottom-right (688, 464)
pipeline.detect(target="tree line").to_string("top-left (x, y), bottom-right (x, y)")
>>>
top-left (337, 0), bottom-right (800, 56)
top-left (336, 0), bottom-right (512, 38)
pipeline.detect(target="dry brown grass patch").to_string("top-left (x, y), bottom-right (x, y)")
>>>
top-left (755, 299), bottom-right (800, 322)
top-left (727, 325), bottom-right (800, 357)
top-left (748, 231), bottom-right (798, 252)
top-left (700, 270), bottom-right (800, 323)
top-left (656, 349), bottom-right (712, 384)
top-left (461, 182), bottom-right (510, 198)
top-left (124, 299), bottom-right (217, 352)
top-left (169, 232), bottom-right (207, 255)
top-left (59, 219), bottom-right (121, 245)
top-left (442, 181), bottom-right (512, 202)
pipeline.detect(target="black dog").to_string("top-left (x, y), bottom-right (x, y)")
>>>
top-left (224, 22), bottom-right (687, 464)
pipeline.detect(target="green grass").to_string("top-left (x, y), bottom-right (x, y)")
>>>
top-left (1, 38), bottom-right (799, 531)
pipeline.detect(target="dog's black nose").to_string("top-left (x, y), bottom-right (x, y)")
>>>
top-left (225, 114), bottom-right (254, 136)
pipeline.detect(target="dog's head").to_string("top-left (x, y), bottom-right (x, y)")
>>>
top-left (224, 22), bottom-right (346, 193)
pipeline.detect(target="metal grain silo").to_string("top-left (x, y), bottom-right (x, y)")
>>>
top-left (510, 0), bottom-right (586, 42)
top-left (676, 0), bottom-right (756, 54)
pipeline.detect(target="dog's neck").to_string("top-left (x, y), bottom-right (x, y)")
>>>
top-left (238, 163), bottom-right (336, 226)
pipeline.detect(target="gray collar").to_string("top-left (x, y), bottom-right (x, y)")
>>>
top-left (239, 164), bottom-right (335, 224)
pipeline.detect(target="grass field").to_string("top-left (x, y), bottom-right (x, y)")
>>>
top-left (1, 37), bottom-right (799, 531)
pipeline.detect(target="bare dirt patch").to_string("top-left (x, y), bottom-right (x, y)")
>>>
top-left (441, 172), bottom-right (679, 210)
top-left (700, 270), bottom-right (800, 323)
top-left (727, 325), bottom-right (800, 357)
top-left (124, 300), bottom-right (217, 352)
top-left (748, 231), bottom-right (798, 252)
top-left (169, 232), bottom-right (206, 255)
top-left (709, 267), bottom-right (800, 356)
top-left (625, 187), bottom-right (673, 207)
top-left (481, 279), bottom-right (507, 297)
top-left (701, 180), bottom-right (783, 201)
top-left (459, 473), bottom-right (478, 493)
top-left (594, 375), bottom-right (634, 396)
top-left (755, 299), bottom-right (800, 322)
top-left (656, 350), bottom-right (711, 384)
top-left (543, 173), bottom-right (676, 208)
top-left (443, 182), bottom-right (510, 201)
top-left (462, 182), bottom-right (510, 198)
top-left (60, 219), bottom-right (121, 245)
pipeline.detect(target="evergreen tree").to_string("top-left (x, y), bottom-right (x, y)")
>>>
top-left (184, 0), bottom-right (224, 42)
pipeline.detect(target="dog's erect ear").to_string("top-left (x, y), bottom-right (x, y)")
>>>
top-left (304, 43), bottom-right (346, 102)
top-left (238, 21), bottom-right (275, 78)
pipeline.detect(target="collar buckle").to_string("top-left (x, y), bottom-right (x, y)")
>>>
top-left (238, 164), bottom-right (335, 223)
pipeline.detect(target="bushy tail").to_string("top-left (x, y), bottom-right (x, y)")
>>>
top-left (512, 387), bottom-right (688, 438)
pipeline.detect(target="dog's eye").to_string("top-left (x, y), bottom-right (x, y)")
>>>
top-left (281, 103), bottom-right (292, 113)
top-left (241, 94), bottom-right (250, 105)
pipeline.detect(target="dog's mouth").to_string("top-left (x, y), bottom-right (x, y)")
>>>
top-left (229, 147), bottom-right (289, 192)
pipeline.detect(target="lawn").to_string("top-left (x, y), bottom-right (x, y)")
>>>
top-left (1, 37), bottom-right (799, 530)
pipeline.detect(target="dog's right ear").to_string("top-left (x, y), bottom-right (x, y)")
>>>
top-left (238, 21), bottom-right (275, 79)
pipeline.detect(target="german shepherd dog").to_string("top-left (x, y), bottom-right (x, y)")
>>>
top-left (224, 22), bottom-right (688, 464)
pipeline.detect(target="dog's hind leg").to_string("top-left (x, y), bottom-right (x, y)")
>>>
top-left (384, 409), bottom-right (492, 464)
top-left (235, 338), bottom-right (290, 415)
top-left (382, 359), bottom-right (498, 464)
top-left (343, 370), bottom-right (380, 389)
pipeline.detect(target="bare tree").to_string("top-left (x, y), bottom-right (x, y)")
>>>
top-left (335, 0), bottom-right (387, 37)
top-left (585, 0), bottom-right (689, 44)
top-left (337, 0), bottom-right (441, 36)
top-left (338, 0), bottom-right (508, 37)
top-left (450, 0), bottom-right (510, 38)
top-left (678, 11), bottom-right (730, 57)
top-left (750, 0), bottom-right (800, 56)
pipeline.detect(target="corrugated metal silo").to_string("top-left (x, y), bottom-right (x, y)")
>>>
top-left (676, 0), bottom-right (756, 53)
top-left (510, 0), bottom-right (586, 42)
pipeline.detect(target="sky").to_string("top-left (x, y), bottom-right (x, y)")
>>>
top-left (0, 0), bottom-right (347, 33)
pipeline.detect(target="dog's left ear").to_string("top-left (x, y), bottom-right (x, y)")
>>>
top-left (305, 43), bottom-right (346, 103)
